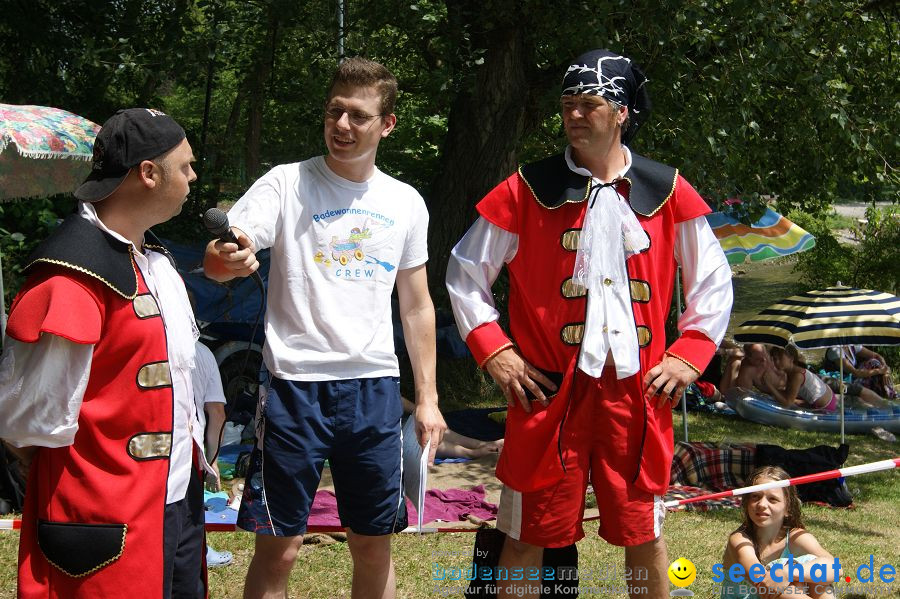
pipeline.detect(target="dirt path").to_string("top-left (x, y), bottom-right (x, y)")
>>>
top-left (832, 201), bottom-right (894, 244)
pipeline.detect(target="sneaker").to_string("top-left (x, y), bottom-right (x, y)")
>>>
top-left (206, 546), bottom-right (233, 568)
top-left (871, 427), bottom-right (897, 443)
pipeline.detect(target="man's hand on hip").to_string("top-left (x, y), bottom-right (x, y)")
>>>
top-left (643, 355), bottom-right (699, 409)
top-left (485, 347), bottom-right (558, 413)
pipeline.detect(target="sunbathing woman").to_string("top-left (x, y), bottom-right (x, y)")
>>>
top-left (756, 346), bottom-right (837, 412)
top-left (722, 343), bottom-right (783, 393)
top-left (762, 346), bottom-right (894, 412)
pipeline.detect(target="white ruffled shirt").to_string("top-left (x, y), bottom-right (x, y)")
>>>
top-left (446, 145), bottom-right (732, 379)
top-left (569, 146), bottom-right (647, 378)
top-left (0, 203), bottom-right (207, 504)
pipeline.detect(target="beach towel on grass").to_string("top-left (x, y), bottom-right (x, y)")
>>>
top-left (309, 485), bottom-right (497, 528)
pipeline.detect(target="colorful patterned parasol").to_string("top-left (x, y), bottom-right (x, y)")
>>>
top-left (0, 104), bottom-right (100, 201)
top-left (0, 104), bottom-right (101, 338)
top-left (706, 207), bottom-right (816, 265)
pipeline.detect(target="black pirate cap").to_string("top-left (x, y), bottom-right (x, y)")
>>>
top-left (561, 49), bottom-right (651, 143)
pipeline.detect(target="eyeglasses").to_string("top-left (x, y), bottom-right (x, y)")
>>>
top-left (324, 105), bottom-right (385, 127)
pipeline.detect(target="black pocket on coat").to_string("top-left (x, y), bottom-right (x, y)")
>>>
top-left (37, 520), bottom-right (127, 577)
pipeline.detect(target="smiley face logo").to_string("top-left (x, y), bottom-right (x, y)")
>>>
top-left (667, 557), bottom-right (696, 587)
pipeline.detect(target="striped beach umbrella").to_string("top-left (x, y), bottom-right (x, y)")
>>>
top-left (734, 285), bottom-right (900, 349)
top-left (734, 285), bottom-right (900, 442)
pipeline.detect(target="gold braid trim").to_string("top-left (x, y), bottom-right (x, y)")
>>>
top-left (42, 524), bottom-right (128, 578)
top-left (664, 350), bottom-right (701, 375)
top-left (621, 167), bottom-right (678, 217)
top-left (23, 256), bottom-right (139, 300)
top-left (479, 342), bottom-right (515, 369)
top-left (517, 166), bottom-right (591, 210)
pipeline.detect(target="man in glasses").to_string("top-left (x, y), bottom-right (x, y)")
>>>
top-left (447, 49), bottom-right (732, 599)
top-left (204, 56), bottom-right (445, 599)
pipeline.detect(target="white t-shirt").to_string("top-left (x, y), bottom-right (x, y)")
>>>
top-left (192, 342), bottom-right (227, 416)
top-left (228, 156), bottom-right (429, 381)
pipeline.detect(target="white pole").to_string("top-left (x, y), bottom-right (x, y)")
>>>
top-left (839, 345), bottom-right (845, 445)
top-left (664, 456), bottom-right (900, 508)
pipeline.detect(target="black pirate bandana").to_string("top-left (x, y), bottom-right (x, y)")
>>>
top-left (561, 49), bottom-right (651, 143)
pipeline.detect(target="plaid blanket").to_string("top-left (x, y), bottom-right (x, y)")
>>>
top-left (664, 484), bottom-right (741, 512)
top-left (670, 441), bottom-right (757, 492)
top-left (665, 442), bottom-right (757, 511)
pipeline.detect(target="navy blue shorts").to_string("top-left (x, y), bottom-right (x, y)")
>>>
top-left (236, 375), bottom-right (407, 537)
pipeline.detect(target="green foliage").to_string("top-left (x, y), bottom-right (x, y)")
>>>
top-left (0, 197), bottom-right (75, 305)
top-left (789, 205), bottom-right (900, 294)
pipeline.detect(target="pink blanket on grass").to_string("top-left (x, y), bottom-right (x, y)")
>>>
top-left (308, 485), bottom-right (497, 527)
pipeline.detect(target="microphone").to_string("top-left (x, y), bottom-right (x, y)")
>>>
top-left (203, 207), bottom-right (242, 247)
top-left (202, 207), bottom-right (264, 289)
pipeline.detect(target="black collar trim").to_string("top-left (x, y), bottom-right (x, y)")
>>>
top-left (518, 152), bottom-right (677, 216)
top-left (621, 154), bottom-right (678, 217)
top-left (142, 229), bottom-right (177, 270)
top-left (518, 154), bottom-right (590, 210)
top-left (23, 214), bottom-right (173, 299)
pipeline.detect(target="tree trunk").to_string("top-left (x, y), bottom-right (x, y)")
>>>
top-left (244, 9), bottom-right (280, 180)
top-left (426, 24), bottom-right (528, 292)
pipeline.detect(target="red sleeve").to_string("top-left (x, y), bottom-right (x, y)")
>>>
top-left (7, 274), bottom-right (103, 344)
top-left (465, 321), bottom-right (515, 368)
top-left (672, 175), bottom-right (711, 223)
top-left (665, 329), bottom-right (718, 375)
top-left (475, 174), bottom-right (521, 234)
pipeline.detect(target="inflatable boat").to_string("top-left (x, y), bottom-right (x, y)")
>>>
top-left (724, 389), bottom-right (900, 434)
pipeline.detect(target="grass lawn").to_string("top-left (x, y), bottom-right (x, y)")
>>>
top-left (2, 409), bottom-right (897, 598)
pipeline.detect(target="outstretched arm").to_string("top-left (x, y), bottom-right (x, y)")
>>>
top-left (202, 227), bottom-right (259, 282)
top-left (759, 369), bottom-right (803, 408)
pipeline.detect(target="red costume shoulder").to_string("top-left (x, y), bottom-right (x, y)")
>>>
top-left (7, 270), bottom-right (103, 345)
top-left (475, 174), bottom-right (522, 234)
top-left (671, 175), bottom-right (711, 223)
top-left (465, 172), bottom-right (525, 366)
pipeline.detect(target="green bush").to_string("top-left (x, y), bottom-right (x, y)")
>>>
top-left (789, 204), bottom-right (899, 294)
top-left (0, 196), bottom-right (75, 306)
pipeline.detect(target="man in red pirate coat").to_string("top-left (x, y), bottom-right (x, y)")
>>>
top-left (0, 109), bottom-right (209, 598)
top-left (447, 50), bottom-right (732, 599)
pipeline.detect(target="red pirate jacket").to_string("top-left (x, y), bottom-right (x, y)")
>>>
top-left (8, 215), bottom-right (183, 598)
top-left (466, 152), bottom-right (716, 493)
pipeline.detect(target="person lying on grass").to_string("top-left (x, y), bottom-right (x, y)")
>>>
top-left (402, 397), bottom-right (503, 459)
